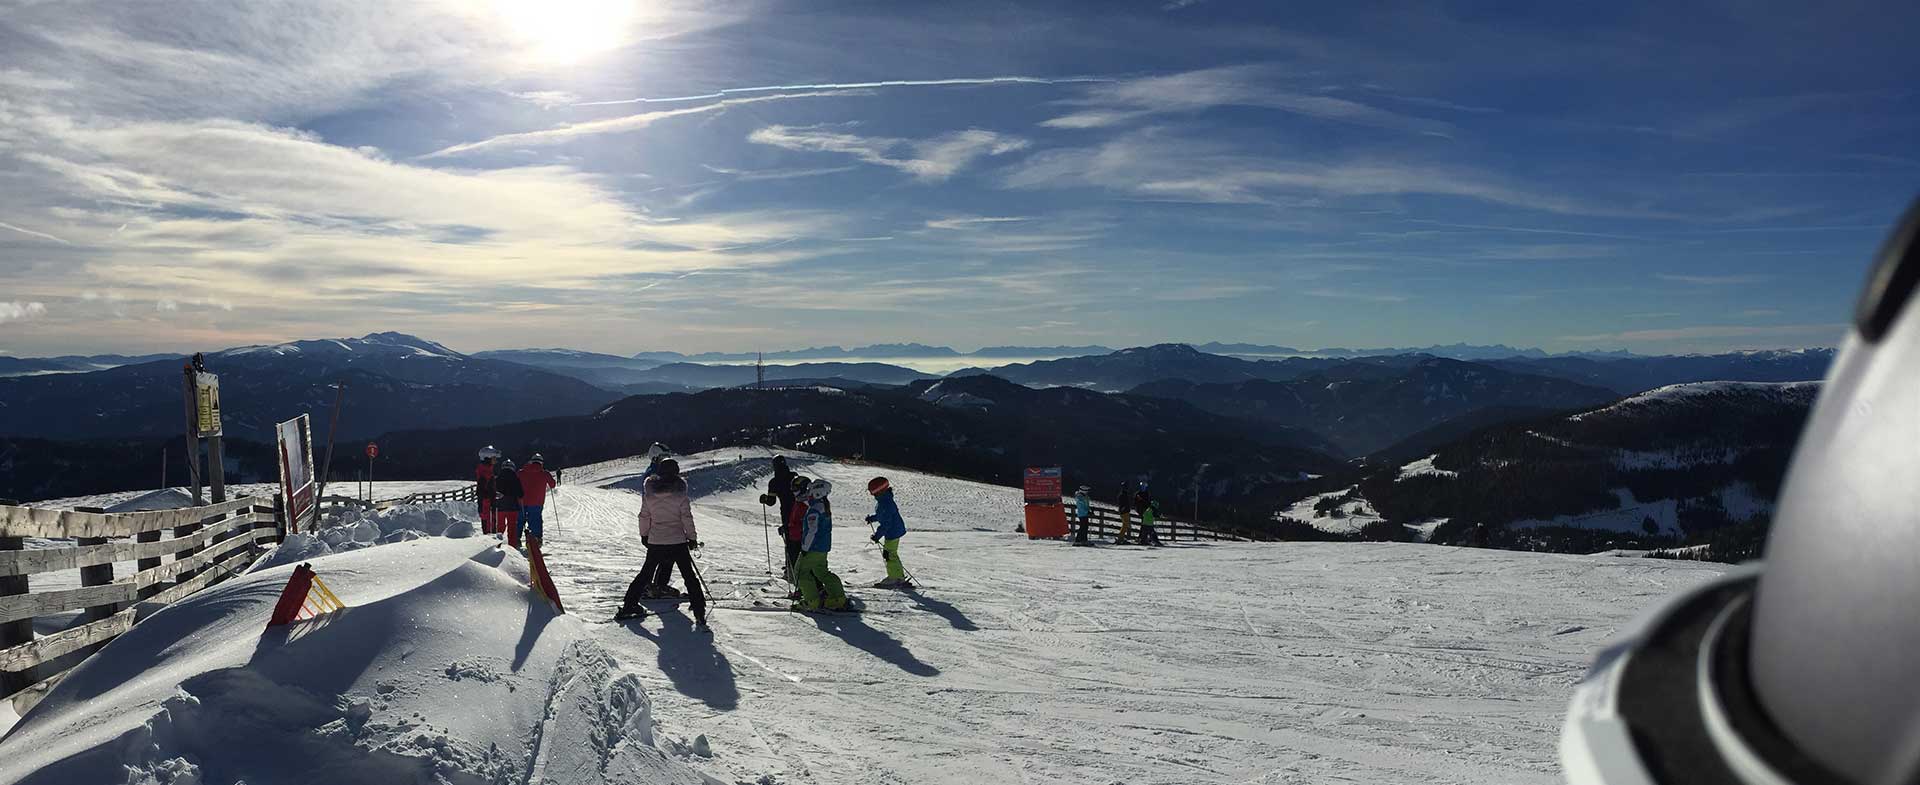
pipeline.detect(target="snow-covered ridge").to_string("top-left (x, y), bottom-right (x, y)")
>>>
top-left (222, 332), bottom-right (460, 360)
top-left (1570, 380), bottom-right (1820, 421)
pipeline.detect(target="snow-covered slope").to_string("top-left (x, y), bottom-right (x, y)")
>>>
top-left (3, 447), bottom-right (1731, 784)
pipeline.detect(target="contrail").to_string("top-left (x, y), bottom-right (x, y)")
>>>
top-left (0, 221), bottom-right (70, 244)
top-left (574, 75), bottom-right (1113, 107)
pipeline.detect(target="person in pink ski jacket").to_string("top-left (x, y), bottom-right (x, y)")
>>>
top-left (616, 459), bottom-right (707, 629)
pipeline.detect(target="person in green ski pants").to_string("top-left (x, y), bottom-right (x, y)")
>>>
top-left (793, 479), bottom-right (848, 612)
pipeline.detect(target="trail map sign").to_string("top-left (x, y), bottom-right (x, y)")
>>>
top-left (194, 372), bottom-right (222, 437)
top-left (277, 414), bottom-right (316, 533)
top-left (1024, 466), bottom-right (1063, 503)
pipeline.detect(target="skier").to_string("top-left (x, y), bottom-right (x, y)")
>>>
top-left (779, 474), bottom-right (810, 598)
top-left (791, 478), bottom-right (847, 612)
top-left (761, 455), bottom-right (799, 529)
top-left (1072, 486), bottom-right (1092, 545)
top-left (616, 458), bottom-right (707, 630)
top-left (1114, 481), bottom-right (1135, 544)
top-left (495, 458), bottom-right (524, 547)
top-left (1561, 200), bottom-right (1920, 785)
top-left (1138, 494), bottom-right (1164, 547)
top-left (640, 442), bottom-right (670, 482)
top-left (475, 447), bottom-right (499, 534)
top-left (517, 454), bottom-right (556, 545)
top-left (864, 476), bottom-right (910, 588)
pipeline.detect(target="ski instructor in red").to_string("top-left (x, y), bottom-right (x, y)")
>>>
top-left (517, 455), bottom-right (556, 544)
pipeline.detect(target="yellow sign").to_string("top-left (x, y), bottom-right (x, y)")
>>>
top-left (195, 372), bottom-right (222, 437)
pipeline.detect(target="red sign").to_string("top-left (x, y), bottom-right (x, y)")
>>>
top-left (1024, 466), bottom-right (1063, 503)
top-left (365, 442), bottom-right (379, 459)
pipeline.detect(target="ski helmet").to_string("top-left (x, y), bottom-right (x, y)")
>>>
top-left (772, 455), bottom-right (788, 469)
top-left (529, 453), bottom-right (544, 465)
top-left (867, 476), bottom-right (890, 495)
top-left (657, 458), bottom-right (679, 478)
top-left (479, 445), bottom-right (500, 460)
top-left (500, 459), bottom-right (516, 470)
top-left (1562, 199), bottom-right (1920, 785)
top-left (806, 478), bottom-right (832, 499)
top-left (647, 442), bottom-right (669, 460)
top-left (791, 475), bottom-right (810, 493)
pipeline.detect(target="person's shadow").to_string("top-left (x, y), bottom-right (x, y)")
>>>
top-left (626, 610), bottom-right (740, 710)
top-left (901, 589), bottom-right (978, 631)
top-left (810, 613), bottom-right (940, 677)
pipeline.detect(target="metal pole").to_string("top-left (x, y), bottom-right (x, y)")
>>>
top-left (181, 365), bottom-right (203, 505)
top-left (315, 383), bottom-right (345, 504)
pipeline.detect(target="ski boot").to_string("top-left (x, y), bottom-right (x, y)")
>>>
top-left (613, 605), bottom-right (648, 621)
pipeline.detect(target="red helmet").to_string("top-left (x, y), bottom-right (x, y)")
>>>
top-left (867, 476), bottom-right (890, 495)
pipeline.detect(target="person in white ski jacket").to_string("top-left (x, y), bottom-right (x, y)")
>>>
top-left (616, 459), bottom-right (707, 628)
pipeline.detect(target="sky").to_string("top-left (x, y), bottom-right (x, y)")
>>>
top-left (1, 0), bottom-right (1915, 358)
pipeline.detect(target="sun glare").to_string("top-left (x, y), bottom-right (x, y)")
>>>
top-left (491, 0), bottom-right (636, 64)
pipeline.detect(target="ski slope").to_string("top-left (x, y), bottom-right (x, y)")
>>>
top-left (539, 448), bottom-right (1728, 784)
top-left (1, 447), bottom-right (1732, 784)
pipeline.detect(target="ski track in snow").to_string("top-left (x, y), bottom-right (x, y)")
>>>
top-left (525, 447), bottom-right (1728, 785)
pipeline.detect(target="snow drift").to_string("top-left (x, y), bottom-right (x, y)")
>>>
top-left (0, 538), bottom-right (710, 785)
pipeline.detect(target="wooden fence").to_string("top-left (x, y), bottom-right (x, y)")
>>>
top-left (0, 495), bottom-right (283, 713)
top-left (393, 485), bottom-right (477, 507)
top-left (1055, 500), bottom-right (1248, 542)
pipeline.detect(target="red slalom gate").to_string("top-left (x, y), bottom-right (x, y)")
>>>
top-left (265, 563), bottom-right (347, 629)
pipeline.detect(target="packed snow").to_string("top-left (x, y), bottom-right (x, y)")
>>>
top-left (0, 447), bottom-right (1733, 784)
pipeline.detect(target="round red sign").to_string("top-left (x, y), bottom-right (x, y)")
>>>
top-left (365, 442), bottom-right (379, 459)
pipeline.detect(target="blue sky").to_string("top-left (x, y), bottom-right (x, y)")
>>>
top-left (0, 0), bottom-right (1914, 357)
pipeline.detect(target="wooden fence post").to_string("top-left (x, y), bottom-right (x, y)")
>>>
top-left (174, 511), bottom-right (207, 587)
top-left (0, 497), bottom-right (31, 698)
top-left (135, 526), bottom-right (163, 601)
top-left (73, 507), bottom-right (117, 657)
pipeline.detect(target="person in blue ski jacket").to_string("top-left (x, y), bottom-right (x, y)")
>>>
top-left (792, 479), bottom-right (848, 612)
top-left (1072, 486), bottom-right (1092, 545)
top-left (864, 476), bottom-right (911, 588)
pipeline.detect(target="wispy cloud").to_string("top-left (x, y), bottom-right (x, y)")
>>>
top-left (1656, 273), bottom-right (1771, 285)
top-left (1042, 65), bottom-right (1451, 136)
top-left (575, 75), bottom-right (1112, 106)
top-left (700, 163), bottom-right (858, 182)
top-left (0, 301), bottom-right (48, 322)
top-left (749, 125), bottom-right (1029, 181)
top-left (1305, 288), bottom-right (1410, 303)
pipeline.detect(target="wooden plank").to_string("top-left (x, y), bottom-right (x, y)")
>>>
top-left (0, 609), bottom-right (134, 673)
top-left (144, 544), bottom-right (252, 608)
top-left (0, 497), bottom-right (255, 539)
top-left (0, 510), bottom-right (257, 577)
top-left (0, 534), bottom-right (28, 696)
top-left (130, 530), bottom-right (258, 592)
top-left (0, 582), bottom-right (135, 625)
top-left (1, 666), bottom-right (69, 716)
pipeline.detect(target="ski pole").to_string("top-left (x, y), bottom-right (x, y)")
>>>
top-left (762, 503), bottom-right (773, 575)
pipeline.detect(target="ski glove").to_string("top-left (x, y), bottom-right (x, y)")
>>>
top-left (865, 515), bottom-right (877, 523)
top-left (691, 541), bottom-right (703, 550)
top-left (759, 493), bottom-right (776, 506)
top-left (870, 533), bottom-right (881, 543)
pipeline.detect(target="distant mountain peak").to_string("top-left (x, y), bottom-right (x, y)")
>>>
top-left (360, 332), bottom-right (459, 357)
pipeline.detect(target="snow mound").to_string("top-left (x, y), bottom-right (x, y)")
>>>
top-left (252, 500), bottom-right (481, 571)
top-left (0, 538), bottom-right (708, 785)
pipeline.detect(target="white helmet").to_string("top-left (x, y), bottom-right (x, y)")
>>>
top-left (806, 478), bottom-right (832, 500)
top-left (647, 442), bottom-right (669, 460)
top-left (1562, 200), bottom-right (1920, 785)
top-left (478, 445), bottom-right (500, 459)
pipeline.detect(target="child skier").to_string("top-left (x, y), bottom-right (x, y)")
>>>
top-left (781, 475), bottom-right (810, 582)
top-left (1072, 486), bottom-right (1092, 545)
top-left (495, 458), bottom-right (523, 546)
top-left (1138, 496), bottom-right (1164, 547)
top-left (792, 479), bottom-right (848, 612)
top-left (865, 476), bottom-right (911, 588)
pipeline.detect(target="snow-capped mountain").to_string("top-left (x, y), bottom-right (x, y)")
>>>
top-left (0, 333), bottom-right (619, 443)
top-left (1132, 357), bottom-right (1620, 456)
top-left (1483, 349), bottom-right (1834, 394)
top-left (1344, 380), bottom-right (1820, 549)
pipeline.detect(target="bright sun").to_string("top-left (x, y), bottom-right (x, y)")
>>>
top-left (491, 0), bottom-right (636, 64)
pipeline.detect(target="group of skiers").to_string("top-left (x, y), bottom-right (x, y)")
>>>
top-left (473, 446), bottom-right (557, 549)
top-left (574, 447), bottom-right (914, 630)
top-left (1070, 481), bottom-right (1164, 546)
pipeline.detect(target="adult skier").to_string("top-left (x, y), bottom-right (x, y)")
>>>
top-left (475, 446), bottom-right (499, 534)
top-left (616, 458), bottom-right (707, 630)
top-left (1114, 481), bottom-right (1135, 544)
top-left (792, 479), bottom-right (847, 612)
top-left (1560, 199), bottom-right (1920, 785)
top-left (864, 476), bottom-right (910, 588)
top-left (495, 458), bottom-right (524, 547)
top-left (1072, 486), bottom-right (1092, 545)
top-left (517, 454), bottom-right (556, 544)
top-left (762, 454), bottom-right (799, 527)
